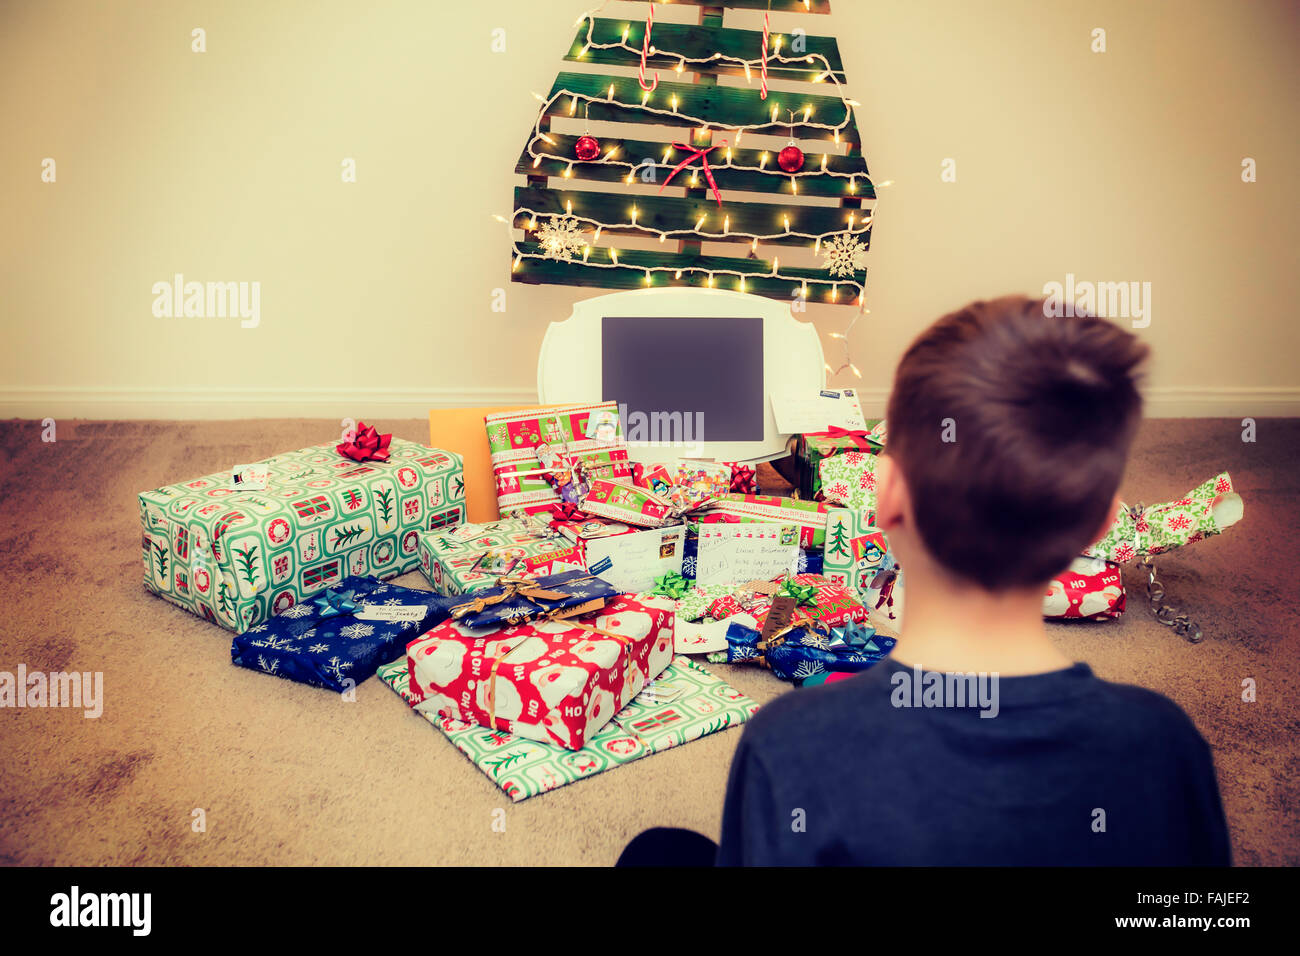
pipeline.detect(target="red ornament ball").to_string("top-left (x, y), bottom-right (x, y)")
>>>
top-left (574, 135), bottom-right (601, 162)
top-left (778, 144), bottom-right (805, 173)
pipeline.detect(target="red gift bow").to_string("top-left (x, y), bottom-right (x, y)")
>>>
top-left (337, 421), bottom-right (392, 462)
top-left (806, 425), bottom-right (874, 449)
top-left (727, 463), bottom-right (758, 493)
top-left (550, 502), bottom-right (590, 522)
top-left (659, 139), bottom-right (727, 206)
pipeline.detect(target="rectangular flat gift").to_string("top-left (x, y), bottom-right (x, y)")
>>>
top-left (445, 568), bottom-right (621, 629)
top-left (139, 439), bottom-right (465, 632)
top-left (485, 403), bottom-right (630, 516)
top-left (231, 576), bottom-right (456, 692)
top-left (823, 507), bottom-right (902, 625)
top-left (378, 655), bottom-right (758, 801)
top-left (407, 595), bottom-right (676, 750)
top-left (416, 517), bottom-right (585, 596)
top-left (697, 493), bottom-right (833, 548)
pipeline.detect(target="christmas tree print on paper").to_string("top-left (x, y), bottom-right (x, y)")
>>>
top-left (508, 0), bottom-right (878, 309)
top-left (374, 487), bottom-right (394, 525)
top-left (827, 515), bottom-right (851, 560)
top-left (233, 543), bottom-right (261, 588)
top-left (151, 539), bottom-right (169, 583)
top-left (329, 523), bottom-right (367, 550)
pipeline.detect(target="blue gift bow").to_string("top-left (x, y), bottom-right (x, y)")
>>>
top-left (828, 618), bottom-right (877, 651)
top-left (311, 587), bottom-right (361, 619)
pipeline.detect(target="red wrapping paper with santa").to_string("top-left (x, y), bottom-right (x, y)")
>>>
top-left (1042, 556), bottom-right (1126, 620)
top-left (406, 595), bottom-right (675, 750)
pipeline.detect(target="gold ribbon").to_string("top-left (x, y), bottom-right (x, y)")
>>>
top-left (450, 572), bottom-right (603, 622)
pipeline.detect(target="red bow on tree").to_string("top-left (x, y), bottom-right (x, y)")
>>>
top-left (659, 139), bottom-right (727, 206)
top-left (337, 422), bottom-right (392, 462)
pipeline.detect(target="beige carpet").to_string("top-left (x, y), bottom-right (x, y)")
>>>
top-left (0, 418), bottom-right (1296, 866)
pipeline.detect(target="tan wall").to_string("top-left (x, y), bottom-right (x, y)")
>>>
top-left (2, 0), bottom-right (1297, 419)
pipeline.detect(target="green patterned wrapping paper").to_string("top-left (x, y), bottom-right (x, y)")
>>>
top-left (1084, 472), bottom-right (1242, 563)
top-left (416, 518), bottom-right (586, 596)
top-left (793, 419), bottom-right (883, 499)
top-left (378, 655), bottom-right (758, 802)
top-left (818, 450), bottom-right (881, 511)
top-left (139, 440), bottom-right (465, 632)
top-left (634, 584), bottom-right (736, 622)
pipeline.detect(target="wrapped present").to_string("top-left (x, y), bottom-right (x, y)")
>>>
top-left (791, 421), bottom-right (884, 499)
top-left (138, 438), bottom-right (465, 632)
top-left (379, 655), bottom-right (757, 802)
top-left (231, 577), bottom-right (455, 692)
top-left (1085, 472), bottom-right (1243, 563)
top-left (486, 403), bottom-right (631, 516)
top-left (633, 461), bottom-right (731, 513)
top-left (720, 618), bottom-right (896, 683)
top-left (724, 462), bottom-right (760, 495)
top-left (705, 573), bottom-right (869, 630)
top-left (555, 521), bottom-right (687, 595)
top-left (696, 494), bottom-right (833, 548)
top-left (823, 507), bottom-right (902, 625)
top-left (1044, 556), bottom-right (1125, 620)
top-left (407, 595), bottom-right (676, 750)
top-left (636, 583), bottom-right (735, 623)
top-left (581, 477), bottom-right (675, 528)
top-left (447, 568), bottom-right (621, 629)
top-left (416, 517), bottom-right (585, 596)
top-left (819, 450), bottom-right (881, 511)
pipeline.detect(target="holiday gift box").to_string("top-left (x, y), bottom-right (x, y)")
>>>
top-left (564, 523), bottom-right (687, 595)
top-left (416, 517), bottom-right (585, 596)
top-left (378, 654), bottom-right (758, 802)
top-left (1043, 556), bottom-right (1126, 620)
top-left (822, 507), bottom-right (902, 625)
top-left (445, 568), bottom-right (622, 629)
top-left (715, 618), bottom-right (896, 683)
top-left (231, 577), bottom-right (456, 692)
top-left (819, 450), bottom-right (881, 511)
top-left (1084, 472), bottom-right (1243, 563)
top-left (407, 595), bottom-right (676, 750)
top-left (139, 437), bottom-right (465, 632)
top-left (581, 477), bottom-right (676, 528)
top-left (705, 573), bottom-right (869, 630)
top-left (633, 460), bottom-right (731, 513)
top-left (636, 582), bottom-right (735, 623)
top-left (696, 494), bottom-right (833, 548)
top-left (486, 403), bottom-right (631, 516)
top-left (793, 421), bottom-right (884, 499)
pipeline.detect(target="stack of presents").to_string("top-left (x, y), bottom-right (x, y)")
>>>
top-left (138, 405), bottom-right (1244, 801)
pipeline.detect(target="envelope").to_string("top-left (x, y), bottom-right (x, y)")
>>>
top-left (584, 524), bottom-right (687, 594)
top-left (693, 522), bottom-right (800, 587)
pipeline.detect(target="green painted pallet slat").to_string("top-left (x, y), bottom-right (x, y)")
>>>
top-left (544, 71), bottom-right (852, 141)
top-left (515, 134), bottom-right (874, 199)
top-left (513, 242), bottom-right (866, 304)
top-left (567, 18), bottom-right (847, 83)
top-left (513, 185), bottom-right (870, 250)
top-left (603, 0), bottom-right (834, 12)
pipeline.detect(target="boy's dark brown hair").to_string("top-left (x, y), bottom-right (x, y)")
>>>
top-left (885, 295), bottom-right (1150, 590)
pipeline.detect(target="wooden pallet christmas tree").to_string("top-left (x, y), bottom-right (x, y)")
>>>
top-left (509, 0), bottom-right (878, 311)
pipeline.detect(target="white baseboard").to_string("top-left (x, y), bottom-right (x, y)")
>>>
top-left (1, 385), bottom-right (1297, 420)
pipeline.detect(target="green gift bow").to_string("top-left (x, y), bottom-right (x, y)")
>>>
top-left (652, 571), bottom-right (691, 599)
top-left (779, 579), bottom-right (819, 607)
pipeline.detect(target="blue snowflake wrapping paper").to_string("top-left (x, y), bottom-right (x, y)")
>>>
top-left (450, 568), bottom-right (622, 628)
top-left (722, 620), bottom-right (896, 683)
top-left (231, 576), bottom-right (457, 692)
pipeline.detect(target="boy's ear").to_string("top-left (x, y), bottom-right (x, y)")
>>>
top-left (873, 454), bottom-right (908, 534)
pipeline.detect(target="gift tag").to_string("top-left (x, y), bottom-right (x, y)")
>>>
top-left (760, 595), bottom-right (798, 642)
top-left (674, 619), bottom-right (730, 654)
top-left (637, 679), bottom-right (686, 704)
top-left (229, 463), bottom-right (269, 491)
top-left (355, 604), bottom-right (428, 623)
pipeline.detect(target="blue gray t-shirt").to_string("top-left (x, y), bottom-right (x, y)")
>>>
top-left (717, 659), bottom-right (1230, 866)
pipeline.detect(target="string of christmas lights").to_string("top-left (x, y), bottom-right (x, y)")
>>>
top-left (507, 1), bottom-right (884, 377)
